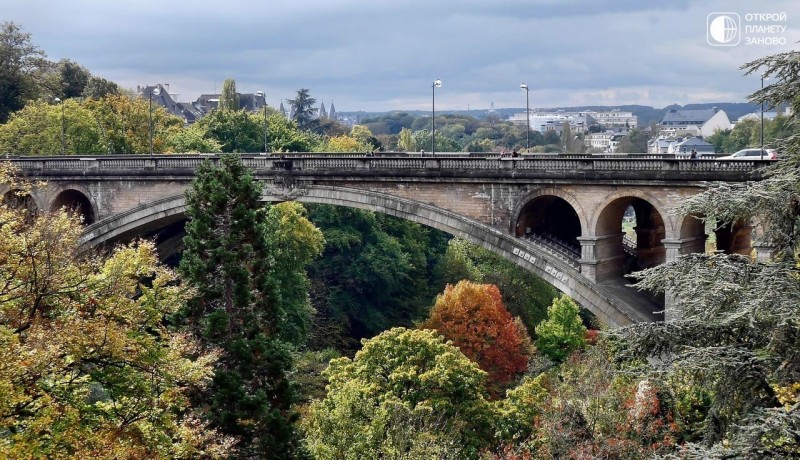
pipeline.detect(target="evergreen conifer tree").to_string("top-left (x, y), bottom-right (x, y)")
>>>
top-left (180, 154), bottom-right (299, 458)
top-left (618, 51), bottom-right (800, 457)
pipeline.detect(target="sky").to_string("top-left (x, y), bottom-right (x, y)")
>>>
top-left (3, 0), bottom-right (798, 113)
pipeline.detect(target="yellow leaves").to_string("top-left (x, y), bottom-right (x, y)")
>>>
top-left (773, 382), bottom-right (800, 409)
top-left (0, 186), bottom-right (230, 457)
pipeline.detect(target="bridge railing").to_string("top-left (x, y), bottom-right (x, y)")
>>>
top-left (2, 153), bottom-right (770, 176)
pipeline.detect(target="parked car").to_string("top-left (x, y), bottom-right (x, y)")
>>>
top-left (718, 148), bottom-right (778, 160)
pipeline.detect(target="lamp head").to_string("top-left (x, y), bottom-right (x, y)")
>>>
top-left (433, 79), bottom-right (442, 88)
top-left (152, 86), bottom-right (161, 96)
top-left (54, 97), bottom-right (61, 103)
top-left (520, 84), bottom-right (528, 90)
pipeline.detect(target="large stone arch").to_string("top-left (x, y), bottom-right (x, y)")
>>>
top-left (510, 188), bottom-right (586, 256)
top-left (81, 185), bottom-right (658, 327)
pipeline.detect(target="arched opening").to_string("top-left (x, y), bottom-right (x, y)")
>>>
top-left (596, 197), bottom-right (666, 279)
top-left (680, 214), bottom-right (752, 256)
top-left (2, 189), bottom-right (38, 214)
top-left (515, 195), bottom-right (582, 258)
top-left (51, 189), bottom-right (95, 225)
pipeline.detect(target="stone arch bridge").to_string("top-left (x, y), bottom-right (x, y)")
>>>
top-left (1, 154), bottom-right (770, 327)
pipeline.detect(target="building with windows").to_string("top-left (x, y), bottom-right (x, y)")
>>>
top-left (659, 108), bottom-right (731, 137)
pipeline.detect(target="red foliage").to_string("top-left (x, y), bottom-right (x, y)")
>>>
top-left (421, 281), bottom-right (529, 392)
top-left (584, 329), bottom-right (599, 345)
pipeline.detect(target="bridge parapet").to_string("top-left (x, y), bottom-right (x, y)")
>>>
top-left (4, 154), bottom-right (767, 182)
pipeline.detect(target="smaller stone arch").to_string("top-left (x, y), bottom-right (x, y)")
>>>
top-left (591, 193), bottom-right (667, 282)
top-left (2, 189), bottom-right (39, 214)
top-left (50, 189), bottom-right (96, 225)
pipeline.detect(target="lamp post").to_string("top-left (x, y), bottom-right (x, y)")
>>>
top-left (149, 85), bottom-right (161, 155)
top-left (54, 98), bottom-right (65, 155)
top-left (760, 74), bottom-right (768, 159)
top-left (520, 84), bottom-right (530, 152)
top-left (432, 79), bottom-right (441, 156)
top-left (263, 95), bottom-right (269, 153)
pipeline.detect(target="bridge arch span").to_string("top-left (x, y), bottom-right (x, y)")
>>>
top-left (81, 185), bottom-right (655, 327)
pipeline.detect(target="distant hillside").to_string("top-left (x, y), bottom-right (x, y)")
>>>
top-left (340, 102), bottom-right (761, 128)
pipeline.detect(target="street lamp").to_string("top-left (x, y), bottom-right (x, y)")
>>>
top-left (54, 98), bottom-right (65, 155)
top-left (520, 84), bottom-right (530, 152)
top-left (149, 85), bottom-right (161, 155)
top-left (263, 93), bottom-right (269, 153)
top-left (432, 79), bottom-right (441, 156)
top-left (760, 73), bottom-right (769, 159)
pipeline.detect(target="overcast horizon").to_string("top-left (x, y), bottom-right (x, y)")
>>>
top-left (3, 0), bottom-right (797, 113)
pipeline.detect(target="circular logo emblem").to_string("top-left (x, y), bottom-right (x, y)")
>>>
top-left (709, 15), bottom-right (738, 43)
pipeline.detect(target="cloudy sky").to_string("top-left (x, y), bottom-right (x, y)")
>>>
top-left (3, 0), bottom-right (797, 112)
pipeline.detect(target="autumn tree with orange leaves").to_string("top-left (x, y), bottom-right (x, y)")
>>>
top-left (421, 280), bottom-right (530, 392)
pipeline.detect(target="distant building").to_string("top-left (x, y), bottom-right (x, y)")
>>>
top-left (584, 130), bottom-right (629, 153)
top-left (659, 107), bottom-right (731, 137)
top-left (509, 111), bottom-right (596, 134)
top-left (672, 137), bottom-right (715, 154)
top-left (585, 109), bottom-right (638, 128)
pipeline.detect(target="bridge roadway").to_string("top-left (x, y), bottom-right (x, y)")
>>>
top-left (1, 153), bottom-right (770, 327)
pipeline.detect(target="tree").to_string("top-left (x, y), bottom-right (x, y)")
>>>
top-left (288, 88), bottom-right (317, 130)
top-left (397, 127), bottom-right (417, 152)
top-left (165, 122), bottom-right (222, 153)
top-left (218, 77), bottom-right (239, 111)
top-left (543, 129), bottom-right (560, 145)
top-left (302, 327), bottom-right (494, 459)
top-left (616, 50), bottom-right (800, 457)
top-left (53, 58), bottom-right (90, 99)
top-left (263, 111), bottom-right (319, 152)
top-left (421, 280), bottom-right (530, 392)
top-left (179, 155), bottom-right (312, 457)
top-left (438, 238), bottom-right (558, 338)
top-left (534, 294), bottom-right (587, 362)
top-left (82, 76), bottom-right (120, 99)
top-left (561, 122), bottom-right (573, 152)
top-left (195, 108), bottom-right (262, 152)
top-left (616, 128), bottom-right (649, 153)
top-left (0, 164), bottom-right (230, 458)
top-left (0, 22), bottom-right (51, 123)
top-left (0, 98), bottom-right (105, 155)
top-left (305, 205), bottom-right (450, 352)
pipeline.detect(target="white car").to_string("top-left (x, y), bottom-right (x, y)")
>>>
top-left (719, 148), bottom-right (777, 160)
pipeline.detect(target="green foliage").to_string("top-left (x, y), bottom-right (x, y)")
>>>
top-left (288, 88), bottom-right (317, 131)
top-left (195, 108), bottom-right (262, 152)
top-left (305, 204), bottom-right (450, 352)
top-left (218, 78), bottom-right (239, 111)
top-left (438, 238), bottom-right (559, 337)
top-left (179, 155), bottom-right (320, 457)
top-left (165, 123), bottom-right (222, 153)
top-left (302, 328), bottom-right (493, 459)
top-left (0, 165), bottom-right (231, 457)
top-left (616, 128), bottom-right (649, 153)
top-left (264, 111), bottom-right (319, 152)
top-left (614, 50), bottom-right (800, 457)
top-left (0, 22), bottom-right (50, 123)
top-left (0, 99), bottom-right (104, 155)
top-left (397, 127), bottom-right (417, 152)
top-left (534, 294), bottom-right (587, 362)
top-left (53, 58), bottom-right (90, 99)
top-left (81, 76), bottom-right (120, 99)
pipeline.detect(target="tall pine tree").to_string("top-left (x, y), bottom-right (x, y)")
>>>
top-left (180, 155), bottom-right (311, 458)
